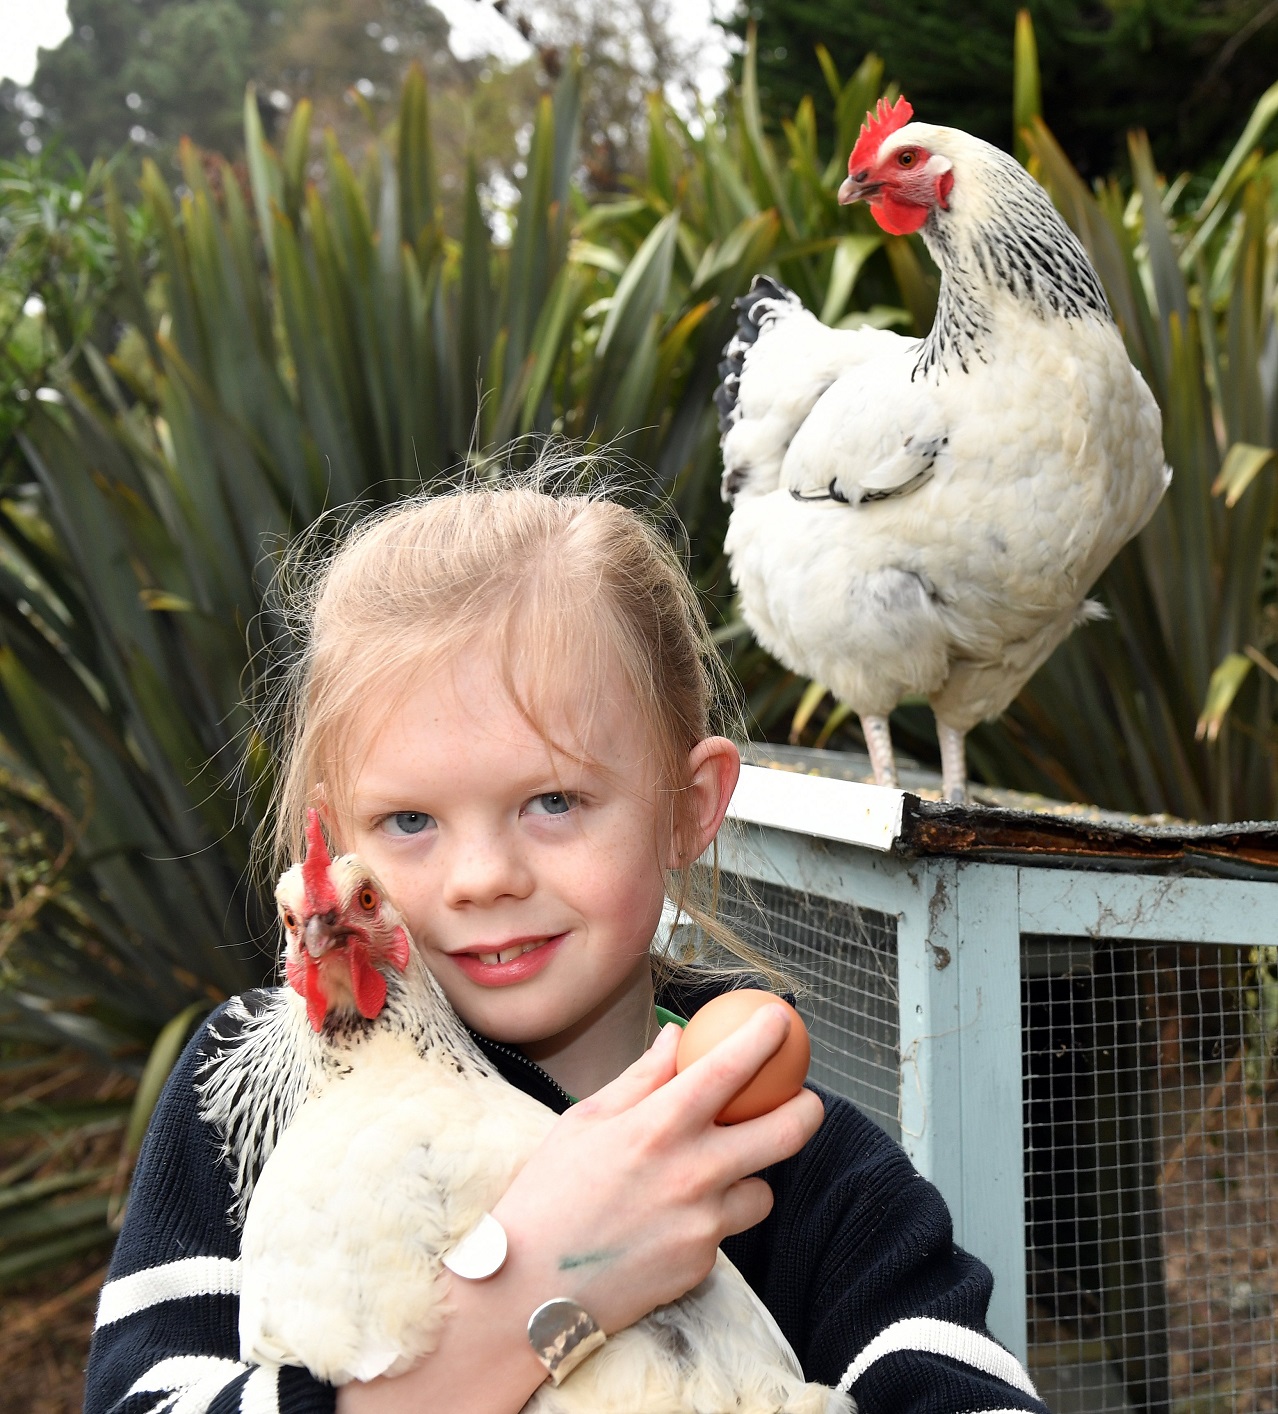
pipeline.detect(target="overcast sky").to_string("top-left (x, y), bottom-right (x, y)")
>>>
top-left (0, 0), bottom-right (73, 85)
top-left (1, 0), bottom-right (732, 93)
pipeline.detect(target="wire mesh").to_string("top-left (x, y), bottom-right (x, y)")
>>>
top-left (716, 872), bottom-right (901, 1140)
top-left (1024, 939), bottom-right (1278, 1414)
top-left (703, 856), bottom-right (1278, 1414)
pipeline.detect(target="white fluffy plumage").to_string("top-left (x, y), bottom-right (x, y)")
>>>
top-left (205, 824), bottom-right (849, 1412)
top-left (717, 114), bottom-right (1170, 800)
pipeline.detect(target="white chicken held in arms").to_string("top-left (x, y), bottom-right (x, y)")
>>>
top-left (207, 812), bottom-right (849, 1413)
top-left (717, 97), bottom-right (1170, 801)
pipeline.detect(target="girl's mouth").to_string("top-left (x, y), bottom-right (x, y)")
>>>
top-left (475, 941), bottom-right (543, 965)
top-left (449, 933), bottom-right (566, 987)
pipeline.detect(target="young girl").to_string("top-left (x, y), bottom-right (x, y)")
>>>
top-left (85, 480), bottom-right (1048, 1414)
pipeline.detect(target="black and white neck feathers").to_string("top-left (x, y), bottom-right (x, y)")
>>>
top-left (905, 125), bottom-right (1112, 378)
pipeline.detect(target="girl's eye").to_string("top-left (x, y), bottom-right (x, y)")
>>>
top-left (898, 150), bottom-right (916, 166)
top-left (383, 811), bottom-right (434, 836)
top-left (358, 886), bottom-right (378, 911)
top-left (525, 792), bottom-right (575, 817)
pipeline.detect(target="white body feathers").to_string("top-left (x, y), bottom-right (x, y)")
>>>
top-left (719, 125), bottom-right (1170, 735)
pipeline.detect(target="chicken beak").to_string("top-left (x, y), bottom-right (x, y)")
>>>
top-left (837, 174), bottom-right (874, 206)
top-left (303, 914), bottom-right (341, 959)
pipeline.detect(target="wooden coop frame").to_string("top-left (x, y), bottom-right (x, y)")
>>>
top-left (715, 749), bottom-right (1278, 1414)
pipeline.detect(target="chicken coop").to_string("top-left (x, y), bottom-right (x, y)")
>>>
top-left (706, 746), bottom-right (1278, 1414)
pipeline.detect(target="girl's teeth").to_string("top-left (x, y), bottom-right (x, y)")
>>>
top-left (476, 941), bottom-right (543, 966)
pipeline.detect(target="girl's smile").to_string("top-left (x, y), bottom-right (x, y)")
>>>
top-left (448, 932), bottom-right (569, 985)
top-left (341, 653), bottom-right (678, 1097)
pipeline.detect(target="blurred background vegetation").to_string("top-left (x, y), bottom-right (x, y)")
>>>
top-left (0, 0), bottom-right (1275, 1345)
top-left (736, 0), bottom-right (1278, 178)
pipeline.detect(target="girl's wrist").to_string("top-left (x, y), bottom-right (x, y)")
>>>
top-left (334, 1231), bottom-right (552, 1414)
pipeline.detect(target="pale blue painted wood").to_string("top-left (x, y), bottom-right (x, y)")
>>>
top-left (1019, 869), bottom-right (1278, 943)
top-left (894, 858), bottom-right (966, 1250)
top-left (715, 825), bottom-right (920, 917)
top-left (953, 863), bottom-right (1029, 1362)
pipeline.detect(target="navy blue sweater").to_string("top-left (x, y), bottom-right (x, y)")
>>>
top-left (85, 981), bottom-right (1049, 1414)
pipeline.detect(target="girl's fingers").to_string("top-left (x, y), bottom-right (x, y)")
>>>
top-left (653, 1004), bottom-right (797, 1130)
top-left (569, 1008), bottom-right (822, 1195)
top-left (714, 1085), bottom-right (825, 1177)
top-left (719, 1175), bottom-right (776, 1237)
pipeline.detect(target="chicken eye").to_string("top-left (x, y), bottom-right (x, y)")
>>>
top-left (358, 887), bottom-right (378, 911)
top-left (282, 909), bottom-right (298, 931)
top-left (898, 150), bottom-right (916, 167)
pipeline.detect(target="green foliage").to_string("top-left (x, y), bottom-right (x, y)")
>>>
top-left (4, 0), bottom-right (714, 238)
top-left (0, 149), bottom-right (141, 455)
top-left (0, 764), bottom-right (134, 1285)
top-left (733, 0), bottom-right (1278, 177)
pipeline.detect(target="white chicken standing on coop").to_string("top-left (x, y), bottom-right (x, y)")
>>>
top-left (210, 811), bottom-right (848, 1414)
top-left (717, 96), bottom-right (1170, 802)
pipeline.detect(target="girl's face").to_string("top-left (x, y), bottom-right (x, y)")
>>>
top-left (339, 651), bottom-right (737, 1097)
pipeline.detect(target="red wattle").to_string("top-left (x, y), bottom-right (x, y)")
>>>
top-left (871, 195), bottom-right (929, 236)
top-left (292, 955), bottom-right (326, 1035)
top-left (350, 950), bottom-right (388, 1019)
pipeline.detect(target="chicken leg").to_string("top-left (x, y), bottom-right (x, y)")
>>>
top-left (860, 714), bottom-right (899, 789)
top-left (937, 720), bottom-right (967, 804)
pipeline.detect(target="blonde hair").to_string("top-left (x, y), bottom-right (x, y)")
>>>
top-left (257, 465), bottom-right (787, 991)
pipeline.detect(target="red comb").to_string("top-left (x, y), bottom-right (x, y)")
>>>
top-left (847, 96), bottom-right (915, 176)
top-left (301, 808), bottom-right (339, 914)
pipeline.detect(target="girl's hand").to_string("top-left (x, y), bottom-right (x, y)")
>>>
top-left (490, 1004), bottom-right (824, 1334)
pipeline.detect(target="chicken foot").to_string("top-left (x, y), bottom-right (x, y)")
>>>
top-left (937, 720), bottom-right (967, 804)
top-left (860, 714), bottom-right (899, 789)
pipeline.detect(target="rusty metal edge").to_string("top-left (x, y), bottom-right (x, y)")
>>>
top-left (897, 795), bottom-right (1278, 879)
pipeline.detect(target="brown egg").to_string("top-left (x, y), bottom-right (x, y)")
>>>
top-left (675, 989), bottom-right (811, 1124)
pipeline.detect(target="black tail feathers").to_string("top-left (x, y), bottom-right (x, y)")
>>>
top-left (714, 275), bottom-right (800, 434)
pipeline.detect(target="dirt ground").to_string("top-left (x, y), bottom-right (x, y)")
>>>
top-left (1, 1052), bottom-right (128, 1414)
top-left (1, 1256), bottom-right (104, 1413)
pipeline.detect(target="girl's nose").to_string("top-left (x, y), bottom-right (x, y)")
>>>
top-left (440, 832), bottom-right (533, 907)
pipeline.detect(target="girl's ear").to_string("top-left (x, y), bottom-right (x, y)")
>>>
top-left (673, 737), bottom-right (740, 866)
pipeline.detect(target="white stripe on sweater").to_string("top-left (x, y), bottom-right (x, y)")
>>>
top-left (240, 1365), bottom-right (281, 1414)
top-left (837, 1316), bottom-right (1040, 1401)
top-left (96, 1256), bottom-right (241, 1328)
top-left (125, 1355), bottom-right (249, 1413)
